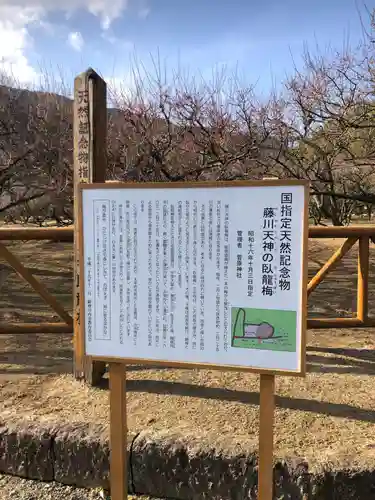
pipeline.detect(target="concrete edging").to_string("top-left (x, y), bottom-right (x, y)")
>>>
top-left (0, 420), bottom-right (374, 499)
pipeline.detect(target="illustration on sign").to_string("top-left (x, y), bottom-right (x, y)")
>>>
top-left (231, 307), bottom-right (297, 352)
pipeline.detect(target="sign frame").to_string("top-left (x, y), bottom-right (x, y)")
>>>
top-left (78, 179), bottom-right (309, 377)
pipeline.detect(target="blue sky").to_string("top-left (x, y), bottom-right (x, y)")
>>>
top-left (0, 0), bottom-right (373, 95)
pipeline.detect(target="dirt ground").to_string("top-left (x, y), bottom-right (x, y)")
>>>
top-left (0, 236), bottom-right (375, 470)
top-left (0, 474), bottom-right (158, 500)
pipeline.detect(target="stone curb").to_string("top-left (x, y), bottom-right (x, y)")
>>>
top-left (0, 420), bottom-right (374, 499)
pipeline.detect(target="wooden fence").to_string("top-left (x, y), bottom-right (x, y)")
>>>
top-left (0, 227), bottom-right (73, 335)
top-left (0, 225), bottom-right (373, 333)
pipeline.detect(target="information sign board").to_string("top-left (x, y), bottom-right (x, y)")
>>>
top-left (79, 180), bottom-right (308, 375)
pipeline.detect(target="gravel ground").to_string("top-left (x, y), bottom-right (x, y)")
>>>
top-left (0, 474), bottom-right (158, 500)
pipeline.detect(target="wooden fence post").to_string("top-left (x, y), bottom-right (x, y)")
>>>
top-left (357, 236), bottom-right (370, 323)
top-left (73, 68), bottom-right (107, 385)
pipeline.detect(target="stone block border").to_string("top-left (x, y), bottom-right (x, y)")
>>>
top-left (0, 420), bottom-right (374, 499)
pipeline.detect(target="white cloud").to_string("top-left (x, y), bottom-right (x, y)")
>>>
top-left (0, 6), bottom-right (41, 84)
top-left (0, 1), bottom-right (130, 30)
top-left (0, 0), bottom-right (131, 85)
top-left (83, 0), bottom-right (129, 30)
top-left (68, 31), bottom-right (84, 51)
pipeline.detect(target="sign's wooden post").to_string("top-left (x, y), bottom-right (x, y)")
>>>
top-left (258, 374), bottom-right (275, 500)
top-left (109, 363), bottom-right (127, 499)
top-left (73, 68), bottom-right (107, 385)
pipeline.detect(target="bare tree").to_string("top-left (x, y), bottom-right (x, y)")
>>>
top-left (107, 38), bottom-right (375, 227)
top-left (0, 72), bottom-right (73, 225)
top-left (107, 62), bottom-right (272, 184)
top-left (255, 37), bottom-right (375, 224)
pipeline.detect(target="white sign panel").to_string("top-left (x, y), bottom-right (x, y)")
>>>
top-left (81, 182), bottom-right (307, 374)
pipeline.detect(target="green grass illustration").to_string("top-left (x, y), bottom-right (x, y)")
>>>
top-left (231, 307), bottom-right (297, 352)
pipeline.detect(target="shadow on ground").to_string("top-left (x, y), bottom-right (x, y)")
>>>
top-left (1, 335), bottom-right (375, 424)
top-left (306, 346), bottom-right (375, 374)
top-left (1, 342), bottom-right (375, 377)
top-left (0, 334), bottom-right (73, 376)
top-left (91, 375), bottom-right (375, 423)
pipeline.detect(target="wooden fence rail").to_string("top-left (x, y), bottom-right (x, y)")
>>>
top-left (0, 225), bottom-right (374, 335)
top-left (0, 227), bottom-right (73, 241)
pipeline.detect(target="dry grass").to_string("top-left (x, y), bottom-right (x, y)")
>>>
top-left (0, 235), bottom-right (375, 470)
